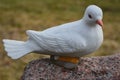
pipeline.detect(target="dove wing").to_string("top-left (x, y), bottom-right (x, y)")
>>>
top-left (26, 30), bottom-right (86, 55)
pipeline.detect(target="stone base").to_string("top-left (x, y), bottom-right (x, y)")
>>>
top-left (21, 54), bottom-right (120, 80)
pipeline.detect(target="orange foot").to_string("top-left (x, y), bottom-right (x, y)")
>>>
top-left (50, 55), bottom-right (80, 69)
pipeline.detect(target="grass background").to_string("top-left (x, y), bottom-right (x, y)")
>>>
top-left (0, 0), bottom-right (120, 79)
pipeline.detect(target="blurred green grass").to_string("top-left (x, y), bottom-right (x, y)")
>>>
top-left (0, 0), bottom-right (120, 80)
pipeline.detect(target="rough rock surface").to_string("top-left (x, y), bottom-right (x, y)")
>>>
top-left (21, 54), bottom-right (120, 80)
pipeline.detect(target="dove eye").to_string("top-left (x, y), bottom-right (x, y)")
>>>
top-left (88, 14), bottom-right (92, 19)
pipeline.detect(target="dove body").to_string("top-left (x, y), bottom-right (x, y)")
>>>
top-left (3, 5), bottom-right (103, 60)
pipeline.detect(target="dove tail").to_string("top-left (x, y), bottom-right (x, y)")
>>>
top-left (3, 39), bottom-right (32, 59)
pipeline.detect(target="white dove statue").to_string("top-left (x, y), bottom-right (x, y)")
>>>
top-left (3, 5), bottom-right (103, 69)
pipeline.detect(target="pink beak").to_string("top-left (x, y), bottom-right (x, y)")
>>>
top-left (96, 20), bottom-right (103, 27)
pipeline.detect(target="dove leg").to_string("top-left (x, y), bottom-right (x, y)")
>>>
top-left (50, 55), bottom-right (80, 69)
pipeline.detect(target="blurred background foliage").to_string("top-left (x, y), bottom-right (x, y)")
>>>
top-left (0, 0), bottom-right (120, 79)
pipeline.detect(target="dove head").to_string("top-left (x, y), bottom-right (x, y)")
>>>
top-left (83, 5), bottom-right (103, 27)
